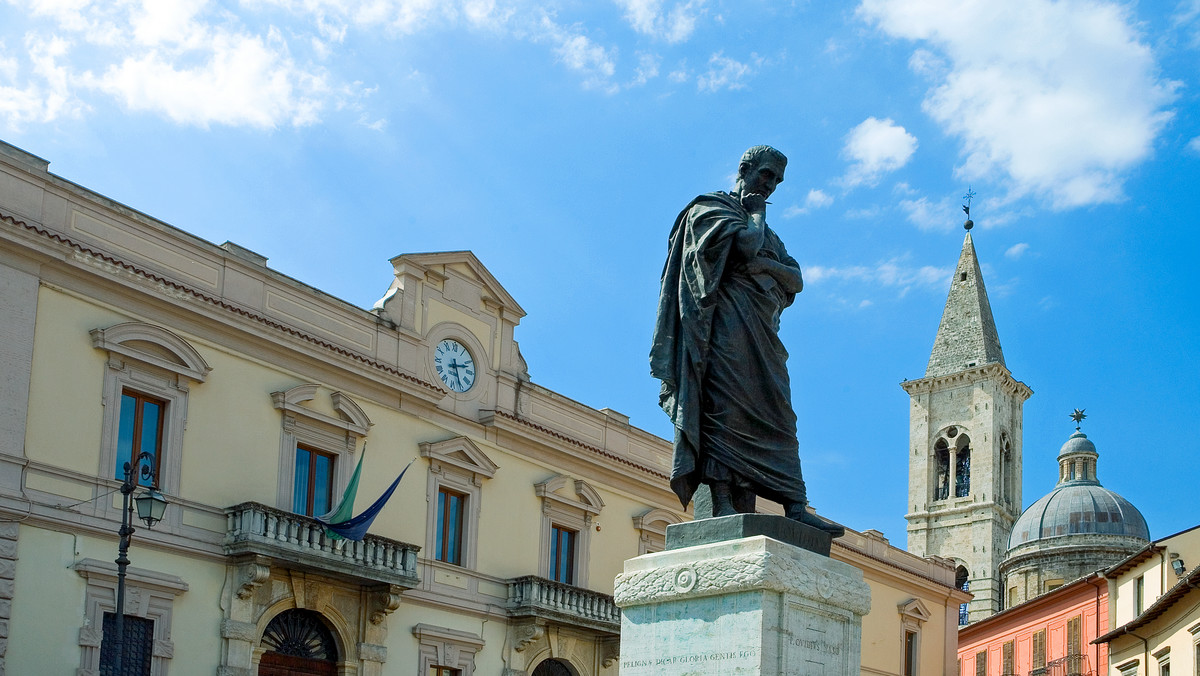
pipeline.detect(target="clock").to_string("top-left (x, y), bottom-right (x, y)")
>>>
top-left (434, 339), bottom-right (476, 392)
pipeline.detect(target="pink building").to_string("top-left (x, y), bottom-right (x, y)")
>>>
top-left (958, 573), bottom-right (1108, 676)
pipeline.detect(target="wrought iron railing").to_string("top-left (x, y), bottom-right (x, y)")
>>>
top-left (507, 575), bottom-right (620, 633)
top-left (224, 502), bottom-right (420, 587)
top-left (1045, 654), bottom-right (1089, 676)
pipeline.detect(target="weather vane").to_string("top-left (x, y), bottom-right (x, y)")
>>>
top-left (1070, 408), bottom-right (1087, 431)
top-left (962, 187), bottom-right (976, 231)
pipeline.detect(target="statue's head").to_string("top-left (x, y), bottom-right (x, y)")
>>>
top-left (736, 145), bottom-right (787, 198)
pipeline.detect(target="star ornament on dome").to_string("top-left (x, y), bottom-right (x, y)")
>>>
top-left (1070, 408), bottom-right (1087, 429)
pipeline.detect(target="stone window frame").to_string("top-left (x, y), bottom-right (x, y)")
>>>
top-left (534, 475), bottom-right (603, 586)
top-left (74, 557), bottom-right (189, 676)
top-left (1153, 646), bottom-right (1170, 676)
top-left (1116, 658), bottom-right (1140, 676)
top-left (91, 322), bottom-right (211, 524)
top-left (419, 436), bottom-right (498, 570)
top-left (931, 426), bottom-right (973, 503)
top-left (897, 598), bottom-right (930, 676)
top-left (271, 384), bottom-right (371, 515)
top-left (633, 508), bottom-right (683, 555)
top-left (413, 623), bottom-right (484, 676)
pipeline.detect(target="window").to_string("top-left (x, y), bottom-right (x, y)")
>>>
top-left (93, 322), bottom-right (210, 507)
top-left (633, 508), bottom-right (683, 555)
top-left (116, 390), bottom-right (166, 486)
top-left (1068, 615), bottom-right (1082, 655)
top-left (976, 650), bottom-right (987, 676)
top-left (435, 487), bottom-right (466, 565)
top-left (1033, 629), bottom-right (1047, 670)
top-left (413, 624), bottom-right (483, 676)
top-left (534, 475), bottom-right (603, 586)
top-left (293, 445), bottom-right (336, 517)
top-left (75, 558), bottom-right (187, 676)
top-left (420, 436), bottom-right (497, 571)
top-left (957, 566), bottom-right (970, 625)
top-left (903, 631), bottom-right (918, 676)
top-left (1003, 640), bottom-right (1015, 675)
top-left (549, 525), bottom-right (577, 584)
top-left (1136, 575), bottom-right (1146, 615)
top-left (956, 445), bottom-right (971, 497)
top-left (935, 439), bottom-right (950, 501)
top-left (897, 597), bottom-right (929, 676)
top-left (271, 385), bottom-right (370, 516)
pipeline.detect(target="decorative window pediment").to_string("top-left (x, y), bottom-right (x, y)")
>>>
top-left (898, 598), bottom-right (932, 627)
top-left (413, 623), bottom-right (485, 676)
top-left (534, 475), bottom-right (604, 517)
top-left (633, 508), bottom-right (684, 554)
top-left (419, 436), bottom-right (498, 484)
top-left (271, 384), bottom-right (371, 438)
top-left (91, 322), bottom-right (211, 383)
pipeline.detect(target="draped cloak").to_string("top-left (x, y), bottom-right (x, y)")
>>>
top-left (650, 191), bottom-right (807, 509)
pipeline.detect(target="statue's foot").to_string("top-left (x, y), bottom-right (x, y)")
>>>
top-left (711, 482), bottom-right (739, 517)
top-left (785, 502), bottom-right (845, 537)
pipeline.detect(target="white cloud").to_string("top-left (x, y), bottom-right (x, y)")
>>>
top-left (1189, 136), bottom-right (1200, 154)
top-left (697, 51), bottom-right (756, 92)
top-left (615, 0), bottom-right (704, 43)
top-left (1005, 242), bottom-right (1030, 259)
top-left (859, 0), bottom-right (1177, 209)
top-left (84, 29), bottom-right (329, 128)
top-left (539, 17), bottom-right (618, 93)
top-left (841, 117), bottom-right (918, 187)
top-left (783, 188), bottom-right (835, 217)
top-left (805, 257), bottom-right (948, 297)
top-left (898, 195), bottom-right (960, 231)
top-left (630, 52), bottom-right (660, 86)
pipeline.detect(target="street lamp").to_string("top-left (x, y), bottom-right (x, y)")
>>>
top-left (110, 451), bottom-right (169, 675)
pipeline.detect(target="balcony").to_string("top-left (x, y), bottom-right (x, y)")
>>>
top-left (224, 502), bottom-right (420, 588)
top-left (1045, 654), bottom-right (1090, 676)
top-left (507, 575), bottom-right (621, 634)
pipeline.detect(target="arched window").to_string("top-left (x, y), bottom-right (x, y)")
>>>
top-left (532, 659), bottom-right (577, 676)
top-left (259, 609), bottom-right (338, 676)
top-left (934, 439), bottom-right (950, 501)
top-left (956, 566), bottom-right (970, 626)
top-left (954, 435), bottom-right (971, 498)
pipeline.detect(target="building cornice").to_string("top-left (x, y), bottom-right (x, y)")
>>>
top-left (901, 361), bottom-right (1032, 401)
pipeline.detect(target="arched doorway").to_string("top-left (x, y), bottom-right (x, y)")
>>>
top-left (258, 608), bottom-right (339, 676)
top-left (531, 658), bottom-right (577, 676)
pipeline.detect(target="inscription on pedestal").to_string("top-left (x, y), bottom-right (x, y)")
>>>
top-left (783, 603), bottom-right (847, 674)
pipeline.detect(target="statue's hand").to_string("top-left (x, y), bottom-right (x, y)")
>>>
top-left (740, 191), bottom-right (767, 215)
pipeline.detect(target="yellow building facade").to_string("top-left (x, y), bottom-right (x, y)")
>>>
top-left (0, 140), bottom-right (966, 676)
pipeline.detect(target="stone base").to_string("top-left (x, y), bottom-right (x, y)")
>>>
top-left (665, 513), bottom-right (832, 556)
top-left (614, 535), bottom-right (870, 676)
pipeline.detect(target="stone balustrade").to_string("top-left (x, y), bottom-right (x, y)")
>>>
top-left (507, 575), bottom-right (620, 633)
top-left (224, 502), bottom-right (420, 588)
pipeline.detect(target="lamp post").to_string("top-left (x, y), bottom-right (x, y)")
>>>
top-left (110, 451), bottom-right (169, 675)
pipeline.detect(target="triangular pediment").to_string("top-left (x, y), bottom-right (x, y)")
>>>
top-left (390, 251), bottom-right (526, 320)
top-left (898, 597), bottom-right (933, 624)
top-left (418, 436), bottom-right (498, 480)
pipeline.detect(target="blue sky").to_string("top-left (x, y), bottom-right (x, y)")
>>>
top-left (2, 0), bottom-right (1197, 545)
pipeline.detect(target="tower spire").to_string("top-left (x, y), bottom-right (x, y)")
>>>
top-left (924, 213), bottom-right (1005, 378)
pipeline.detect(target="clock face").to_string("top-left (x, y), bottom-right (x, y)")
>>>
top-left (434, 339), bottom-right (476, 392)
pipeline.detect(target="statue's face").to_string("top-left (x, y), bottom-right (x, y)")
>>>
top-left (740, 159), bottom-right (785, 198)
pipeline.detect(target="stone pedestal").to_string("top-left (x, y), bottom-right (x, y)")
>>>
top-left (613, 534), bottom-right (870, 675)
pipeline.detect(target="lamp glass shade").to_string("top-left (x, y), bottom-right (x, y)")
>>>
top-left (135, 488), bottom-right (168, 527)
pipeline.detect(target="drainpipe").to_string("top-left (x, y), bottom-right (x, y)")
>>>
top-left (1092, 574), bottom-right (1102, 676)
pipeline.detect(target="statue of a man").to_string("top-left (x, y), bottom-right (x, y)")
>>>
top-left (650, 145), bottom-right (840, 534)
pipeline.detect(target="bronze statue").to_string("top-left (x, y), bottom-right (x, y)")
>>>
top-left (650, 145), bottom-right (841, 535)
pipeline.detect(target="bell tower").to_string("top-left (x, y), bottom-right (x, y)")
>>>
top-left (902, 217), bottom-right (1031, 623)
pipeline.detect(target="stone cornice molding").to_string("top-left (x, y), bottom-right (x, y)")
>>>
top-left (901, 362), bottom-right (1032, 401)
top-left (74, 558), bottom-right (190, 595)
top-left (615, 541), bottom-right (871, 616)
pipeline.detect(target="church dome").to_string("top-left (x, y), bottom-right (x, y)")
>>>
top-left (1008, 430), bottom-right (1149, 547)
top-left (1001, 425), bottom-right (1150, 607)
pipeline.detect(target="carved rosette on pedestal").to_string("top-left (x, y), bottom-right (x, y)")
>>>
top-left (614, 535), bottom-right (871, 676)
